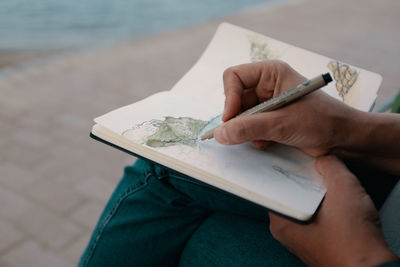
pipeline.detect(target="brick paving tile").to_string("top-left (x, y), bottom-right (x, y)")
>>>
top-left (0, 187), bottom-right (34, 222)
top-left (76, 177), bottom-right (116, 204)
top-left (0, 220), bottom-right (24, 253)
top-left (1, 240), bottom-right (73, 267)
top-left (69, 200), bottom-right (104, 229)
top-left (61, 234), bottom-right (91, 265)
top-left (0, 162), bottom-right (42, 192)
top-left (13, 205), bottom-right (84, 250)
top-left (24, 178), bottom-right (84, 215)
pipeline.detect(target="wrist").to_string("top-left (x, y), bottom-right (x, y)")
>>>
top-left (329, 110), bottom-right (400, 174)
top-left (341, 109), bottom-right (372, 152)
top-left (337, 111), bottom-right (400, 156)
top-left (330, 107), bottom-right (369, 153)
top-left (350, 246), bottom-right (398, 267)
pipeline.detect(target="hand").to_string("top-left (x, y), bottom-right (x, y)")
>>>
top-left (214, 60), bottom-right (360, 157)
top-left (269, 156), bottom-right (398, 267)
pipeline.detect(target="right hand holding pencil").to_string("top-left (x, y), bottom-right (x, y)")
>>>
top-left (215, 60), bottom-right (400, 174)
top-left (214, 60), bottom-right (361, 157)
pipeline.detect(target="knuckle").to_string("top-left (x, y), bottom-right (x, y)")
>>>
top-left (223, 67), bottom-right (235, 80)
top-left (268, 59), bottom-right (290, 72)
top-left (274, 122), bottom-right (286, 138)
top-left (269, 115), bottom-right (287, 140)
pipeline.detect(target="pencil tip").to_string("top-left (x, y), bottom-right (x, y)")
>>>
top-left (201, 133), bottom-right (213, 141)
top-left (199, 128), bottom-right (215, 141)
top-left (199, 135), bottom-right (207, 141)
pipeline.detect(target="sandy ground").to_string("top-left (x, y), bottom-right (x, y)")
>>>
top-left (0, 50), bottom-right (68, 70)
top-left (0, 0), bottom-right (399, 266)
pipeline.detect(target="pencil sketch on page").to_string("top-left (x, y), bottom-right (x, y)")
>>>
top-left (249, 37), bottom-right (281, 62)
top-left (327, 60), bottom-right (359, 102)
top-left (272, 165), bottom-right (324, 193)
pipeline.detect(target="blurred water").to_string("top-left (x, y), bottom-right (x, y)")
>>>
top-left (0, 0), bottom-right (278, 50)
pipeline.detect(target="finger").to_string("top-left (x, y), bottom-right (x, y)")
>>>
top-left (222, 60), bottom-right (299, 121)
top-left (268, 212), bottom-right (300, 242)
top-left (241, 88), bottom-right (259, 111)
top-left (252, 140), bottom-right (270, 151)
top-left (222, 63), bottom-right (263, 121)
top-left (222, 74), bottom-right (242, 121)
top-left (315, 156), bottom-right (359, 189)
top-left (315, 156), bottom-right (346, 177)
top-left (214, 112), bottom-right (282, 145)
top-left (223, 62), bottom-right (265, 90)
top-left (268, 211), bottom-right (285, 224)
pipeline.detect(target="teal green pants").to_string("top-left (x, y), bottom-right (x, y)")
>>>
top-left (78, 159), bottom-right (305, 266)
top-left (79, 159), bottom-right (396, 266)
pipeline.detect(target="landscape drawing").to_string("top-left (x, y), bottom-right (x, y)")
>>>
top-left (121, 112), bottom-right (224, 149)
top-left (122, 116), bottom-right (208, 148)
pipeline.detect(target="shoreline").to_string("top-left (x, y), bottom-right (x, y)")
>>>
top-left (0, 0), bottom-right (289, 71)
top-left (0, 50), bottom-right (69, 71)
top-left (0, 0), bottom-right (399, 107)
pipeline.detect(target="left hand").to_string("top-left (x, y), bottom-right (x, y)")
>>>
top-left (268, 156), bottom-right (398, 267)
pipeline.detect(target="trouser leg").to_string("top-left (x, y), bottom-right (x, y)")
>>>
top-left (80, 158), bottom-right (398, 267)
top-left (79, 160), bottom-right (211, 267)
top-left (79, 158), bottom-right (298, 267)
top-left (179, 212), bottom-right (305, 267)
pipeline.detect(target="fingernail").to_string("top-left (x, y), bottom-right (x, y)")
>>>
top-left (215, 125), bottom-right (229, 144)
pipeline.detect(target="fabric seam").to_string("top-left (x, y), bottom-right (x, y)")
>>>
top-left (82, 172), bottom-right (153, 266)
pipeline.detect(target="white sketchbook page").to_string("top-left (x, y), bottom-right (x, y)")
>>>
top-left (172, 23), bottom-right (381, 112)
top-left (93, 23), bottom-right (382, 219)
top-left (95, 91), bottom-right (326, 219)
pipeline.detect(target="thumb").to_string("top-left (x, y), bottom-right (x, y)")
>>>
top-left (315, 155), bottom-right (358, 189)
top-left (214, 112), bottom-right (280, 145)
top-left (315, 155), bottom-right (345, 177)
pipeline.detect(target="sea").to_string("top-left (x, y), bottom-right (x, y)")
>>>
top-left (0, 0), bottom-right (280, 50)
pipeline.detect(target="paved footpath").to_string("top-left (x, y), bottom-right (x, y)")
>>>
top-left (0, 0), bottom-right (399, 265)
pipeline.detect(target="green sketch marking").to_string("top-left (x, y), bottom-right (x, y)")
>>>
top-left (145, 117), bottom-right (208, 148)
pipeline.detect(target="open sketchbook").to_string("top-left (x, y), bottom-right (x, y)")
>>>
top-left (91, 23), bottom-right (382, 221)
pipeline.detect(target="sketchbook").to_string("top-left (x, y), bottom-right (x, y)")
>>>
top-left (91, 23), bottom-right (382, 221)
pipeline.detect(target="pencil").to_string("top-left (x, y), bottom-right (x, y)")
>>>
top-left (200, 72), bottom-right (333, 141)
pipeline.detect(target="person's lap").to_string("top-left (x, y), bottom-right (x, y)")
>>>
top-left (79, 158), bottom-right (397, 267)
top-left (78, 159), bottom-right (304, 266)
top-left (178, 211), bottom-right (302, 266)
